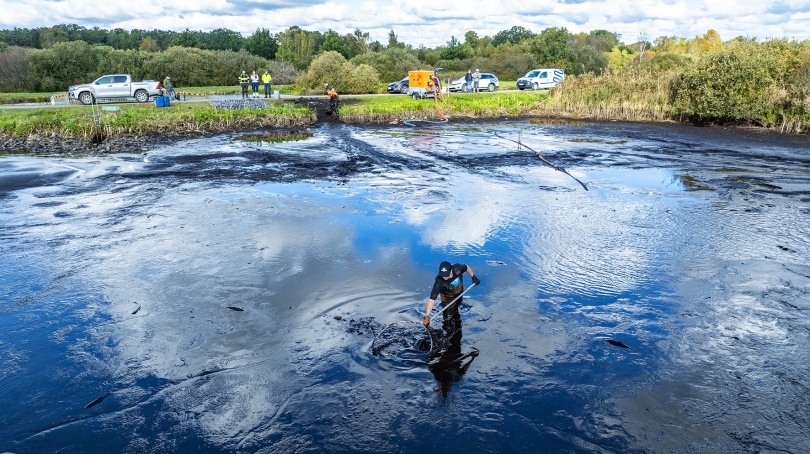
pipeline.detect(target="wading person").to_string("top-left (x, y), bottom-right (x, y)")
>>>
top-left (262, 70), bottom-right (272, 98)
top-left (423, 261), bottom-right (481, 395)
top-left (423, 261), bottom-right (480, 329)
top-left (239, 70), bottom-right (249, 99)
top-left (325, 83), bottom-right (339, 116)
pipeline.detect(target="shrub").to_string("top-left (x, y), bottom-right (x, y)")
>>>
top-left (0, 46), bottom-right (32, 91)
top-left (29, 41), bottom-right (97, 91)
top-left (343, 64), bottom-right (380, 94)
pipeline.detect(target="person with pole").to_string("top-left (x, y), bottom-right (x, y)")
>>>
top-left (423, 261), bottom-right (480, 328)
top-left (239, 70), bottom-right (250, 99)
top-left (325, 83), bottom-right (339, 116)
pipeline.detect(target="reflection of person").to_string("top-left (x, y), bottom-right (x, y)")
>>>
top-left (472, 69), bottom-right (481, 93)
top-left (239, 70), bottom-right (249, 99)
top-left (465, 70), bottom-right (473, 93)
top-left (162, 75), bottom-right (176, 100)
top-left (262, 70), bottom-right (272, 98)
top-left (250, 70), bottom-right (260, 98)
top-left (428, 323), bottom-right (479, 397)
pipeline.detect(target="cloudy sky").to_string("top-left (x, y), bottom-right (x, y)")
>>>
top-left (1, 0), bottom-right (808, 47)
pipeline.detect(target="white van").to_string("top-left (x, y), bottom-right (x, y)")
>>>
top-left (516, 68), bottom-right (565, 90)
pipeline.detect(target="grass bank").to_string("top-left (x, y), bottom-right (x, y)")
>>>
top-left (0, 101), bottom-right (315, 140)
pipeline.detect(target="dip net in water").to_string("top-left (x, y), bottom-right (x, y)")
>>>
top-left (371, 321), bottom-right (445, 357)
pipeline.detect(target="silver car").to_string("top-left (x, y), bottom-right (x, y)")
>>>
top-left (448, 73), bottom-right (499, 92)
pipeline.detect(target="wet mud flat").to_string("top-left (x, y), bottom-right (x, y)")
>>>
top-left (1, 120), bottom-right (809, 453)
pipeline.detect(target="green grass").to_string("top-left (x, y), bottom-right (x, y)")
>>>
top-left (339, 90), bottom-right (551, 121)
top-left (0, 101), bottom-right (314, 138)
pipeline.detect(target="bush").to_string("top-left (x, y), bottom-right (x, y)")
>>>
top-left (350, 47), bottom-right (420, 82)
top-left (670, 41), bottom-right (802, 124)
top-left (29, 41), bottom-right (97, 91)
top-left (343, 64), bottom-right (380, 94)
top-left (0, 46), bottom-right (32, 91)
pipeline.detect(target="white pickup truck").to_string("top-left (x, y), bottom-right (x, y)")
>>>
top-left (68, 74), bottom-right (163, 105)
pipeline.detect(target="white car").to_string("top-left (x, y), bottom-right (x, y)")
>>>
top-left (448, 73), bottom-right (500, 92)
top-left (516, 68), bottom-right (565, 90)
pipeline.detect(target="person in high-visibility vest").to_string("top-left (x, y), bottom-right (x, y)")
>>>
top-left (262, 70), bottom-right (272, 98)
top-left (239, 70), bottom-right (249, 99)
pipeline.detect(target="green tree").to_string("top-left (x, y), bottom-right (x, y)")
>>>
top-left (440, 36), bottom-right (469, 60)
top-left (525, 27), bottom-right (574, 67)
top-left (321, 29), bottom-right (350, 59)
top-left (139, 37), bottom-right (160, 53)
top-left (247, 28), bottom-right (278, 59)
top-left (487, 43), bottom-right (534, 80)
top-left (492, 26), bottom-right (534, 47)
top-left (277, 26), bottom-right (318, 70)
top-left (387, 30), bottom-right (400, 48)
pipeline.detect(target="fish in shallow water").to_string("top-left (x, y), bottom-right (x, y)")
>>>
top-left (606, 339), bottom-right (631, 349)
top-left (84, 392), bottom-right (111, 409)
top-left (227, 306), bottom-right (244, 311)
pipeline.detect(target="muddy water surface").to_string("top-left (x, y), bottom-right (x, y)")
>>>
top-left (1, 121), bottom-right (809, 453)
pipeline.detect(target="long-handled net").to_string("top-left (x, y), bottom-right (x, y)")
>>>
top-left (371, 283), bottom-right (477, 357)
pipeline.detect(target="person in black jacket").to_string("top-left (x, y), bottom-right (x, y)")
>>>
top-left (423, 261), bottom-right (480, 328)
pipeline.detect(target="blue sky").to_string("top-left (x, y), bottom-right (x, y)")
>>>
top-left (1, 0), bottom-right (808, 47)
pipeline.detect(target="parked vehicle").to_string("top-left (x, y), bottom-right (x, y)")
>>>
top-left (68, 74), bottom-right (163, 105)
top-left (448, 73), bottom-right (499, 92)
top-left (516, 69), bottom-right (565, 90)
top-left (387, 77), bottom-right (409, 94)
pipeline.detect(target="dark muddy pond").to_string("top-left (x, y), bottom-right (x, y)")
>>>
top-left (2, 120), bottom-right (809, 453)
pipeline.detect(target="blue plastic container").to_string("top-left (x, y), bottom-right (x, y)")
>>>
top-left (154, 96), bottom-right (171, 107)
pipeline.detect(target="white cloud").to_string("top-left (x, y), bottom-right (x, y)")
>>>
top-left (0, 0), bottom-right (807, 46)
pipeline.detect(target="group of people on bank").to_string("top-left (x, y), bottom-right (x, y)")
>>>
top-left (464, 68), bottom-right (483, 93)
top-left (239, 69), bottom-right (274, 99)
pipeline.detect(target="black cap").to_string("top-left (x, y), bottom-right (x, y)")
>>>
top-left (438, 261), bottom-right (452, 278)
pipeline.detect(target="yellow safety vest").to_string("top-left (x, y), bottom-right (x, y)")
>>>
top-left (262, 73), bottom-right (272, 83)
top-left (239, 73), bottom-right (249, 84)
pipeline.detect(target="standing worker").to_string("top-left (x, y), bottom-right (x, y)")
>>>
top-left (464, 70), bottom-right (473, 93)
top-left (423, 261), bottom-right (480, 329)
top-left (250, 70), bottom-right (260, 98)
top-left (472, 68), bottom-right (481, 93)
top-left (262, 70), bottom-right (272, 98)
top-left (239, 70), bottom-right (249, 99)
top-left (162, 75), bottom-right (177, 100)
